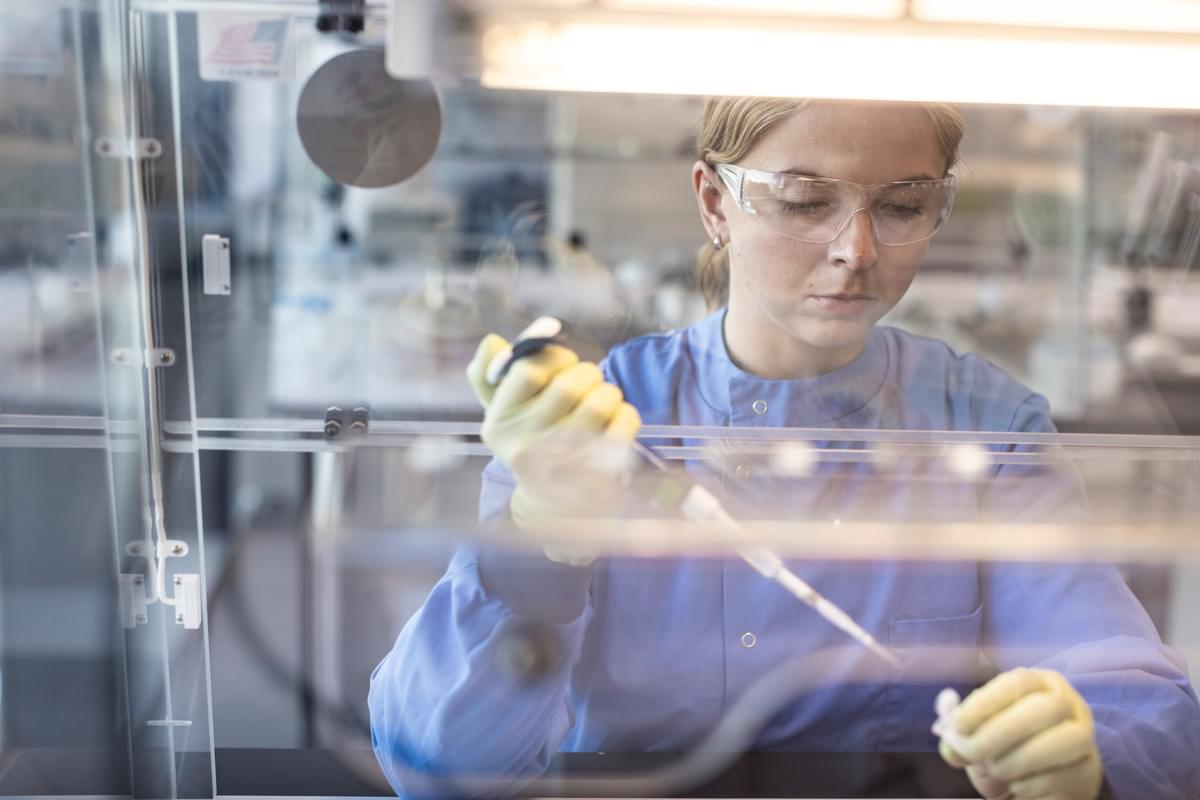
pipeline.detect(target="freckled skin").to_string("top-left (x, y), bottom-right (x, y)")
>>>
top-left (693, 101), bottom-right (948, 379)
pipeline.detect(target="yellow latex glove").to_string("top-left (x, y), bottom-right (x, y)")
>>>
top-left (940, 668), bottom-right (1103, 800)
top-left (466, 333), bottom-right (641, 565)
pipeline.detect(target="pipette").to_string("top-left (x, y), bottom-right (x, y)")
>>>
top-left (485, 317), bottom-right (900, 668)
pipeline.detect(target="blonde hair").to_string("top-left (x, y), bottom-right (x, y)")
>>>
top-left (695, 97), bottom-right (966, 310)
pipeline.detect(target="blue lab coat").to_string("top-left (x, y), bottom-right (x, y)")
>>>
top-left (369, 309), bottom-right (1200, 799)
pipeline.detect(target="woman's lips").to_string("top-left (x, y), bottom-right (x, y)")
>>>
top-left (807, 294), bottom-right (874, 314)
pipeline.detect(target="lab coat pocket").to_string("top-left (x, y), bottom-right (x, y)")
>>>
top-left (881, 605), bottom-right (985, 751)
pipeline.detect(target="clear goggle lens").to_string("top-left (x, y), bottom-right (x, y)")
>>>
top-left (716, 164), bottom-right (956, 246)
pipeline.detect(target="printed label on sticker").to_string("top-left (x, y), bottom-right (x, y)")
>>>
top-left (198, 14), bottom-right (294, 82)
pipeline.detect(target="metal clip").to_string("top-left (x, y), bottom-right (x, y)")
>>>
top-left (324, 405), bottom-right (370, 438)
top-left (65, 232), bottom-right (95, 292)
top-left (148, 348), bottom-right (175, 368)
top-left (324, 406), bottom-right (344, 439)
top-left (94, 137), bottom-right (162, 160)
top-left (349, 405), bottom-right (369, 435)
top-left (316, 0), bottom-right (365, 33)
top-left (201, 234), bottom-right (232, 295)
top-left (110, 348), bottom-right (176, 368)
top-left (173, 574), bottom-right (202, 629)
top-left (119, 574), bottom-right (149, 628)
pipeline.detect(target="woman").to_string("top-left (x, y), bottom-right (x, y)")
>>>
top-left (369, 98), bottom-right (1200, 799)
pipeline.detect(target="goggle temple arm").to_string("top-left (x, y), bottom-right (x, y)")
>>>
top-left (714, 163), bottom-right (753, 214)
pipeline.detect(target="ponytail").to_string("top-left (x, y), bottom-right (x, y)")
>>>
top-left (696, 239), bottom-right (730, 311)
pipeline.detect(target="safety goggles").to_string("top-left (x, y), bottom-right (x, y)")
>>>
top-left (714, 163), bottom-right (956, 246)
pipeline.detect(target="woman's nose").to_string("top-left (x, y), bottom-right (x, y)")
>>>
top-left (828, 208), bottom-right (878, 270)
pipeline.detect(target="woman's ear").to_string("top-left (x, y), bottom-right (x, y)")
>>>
top-left (692, 160), bottom-right (729, 244)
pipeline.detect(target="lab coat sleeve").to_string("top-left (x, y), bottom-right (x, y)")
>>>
top-left (368, 459), bottom-right (597, 798)
top-left (980, 395), bottom-right (1200, 800)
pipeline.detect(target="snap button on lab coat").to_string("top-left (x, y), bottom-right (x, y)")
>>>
top-left (741, 632), bottom-right (757, 648)
top-left (734, 464), bottom-right (751, 480)
top-left (752, 400), bottom-right (768, 415)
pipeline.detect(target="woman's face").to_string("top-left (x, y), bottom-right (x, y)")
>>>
top-left (697, 101), bottom-right (948, 372)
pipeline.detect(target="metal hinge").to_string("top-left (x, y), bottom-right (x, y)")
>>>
top-left (121, 540), bottom-right (202, 629)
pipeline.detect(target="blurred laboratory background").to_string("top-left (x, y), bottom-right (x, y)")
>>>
top-left (3, 0), bottom-right (1200, 796)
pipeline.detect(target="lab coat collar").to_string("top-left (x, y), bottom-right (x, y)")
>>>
top-left (687, 307), bottom-right (890, 427)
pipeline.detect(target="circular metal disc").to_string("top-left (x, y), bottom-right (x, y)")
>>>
top-left (296, 49), bottom-right (441, 188)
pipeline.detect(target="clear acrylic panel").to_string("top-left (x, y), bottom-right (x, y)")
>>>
top-left (8, 1), bottom-right (1200, 798)
top-left (2, 0), bottom-right (215, 796)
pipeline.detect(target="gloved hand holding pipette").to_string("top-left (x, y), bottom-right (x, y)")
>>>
top-left (468, 318), bottom-right (899, 667)
top-left (465, 321), bottom-right (641, 566)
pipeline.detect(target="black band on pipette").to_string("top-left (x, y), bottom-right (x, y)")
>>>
top-left (495, 336), bottom-right (566, 382)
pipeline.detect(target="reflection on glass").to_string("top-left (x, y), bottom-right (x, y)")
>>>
top-left (9, 2), bottom-right (1200, 798)
top-left (368, 98), bottom-right (1200, 800)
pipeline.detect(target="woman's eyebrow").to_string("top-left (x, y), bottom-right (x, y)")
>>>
top-left (778, 167), bottom-right (940, 183)
top-left (778, 166), bottom-right (826, 178)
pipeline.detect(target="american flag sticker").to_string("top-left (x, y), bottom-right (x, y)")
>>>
top-left (199, 14), bottom-right (294, 81)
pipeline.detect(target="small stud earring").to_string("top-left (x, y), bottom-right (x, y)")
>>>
top-left (712, 235), bottom-right (723, 250)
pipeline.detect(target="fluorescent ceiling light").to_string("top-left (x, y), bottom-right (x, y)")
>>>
top-left (604, 0), bottom-right (905, 18)
top-left (915, 0), bottom-right (1200, 35)
top-left (481, 20), bottom-right (1200, 109)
